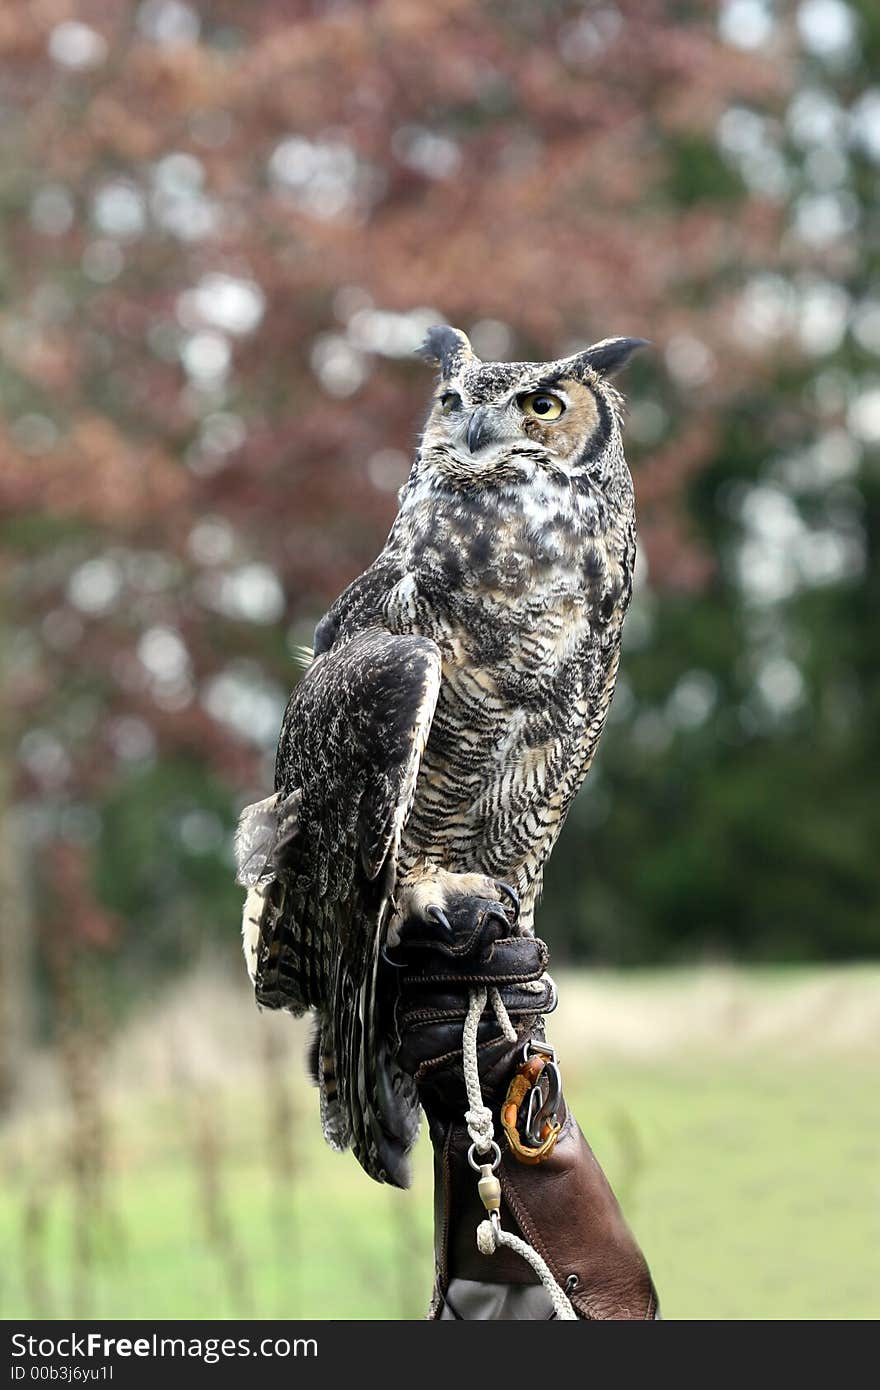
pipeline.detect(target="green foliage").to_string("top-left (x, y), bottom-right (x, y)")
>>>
top-left (663, 134), bottom-right (746, 207)
top-left (93, 761), bottom-right (242, 1008)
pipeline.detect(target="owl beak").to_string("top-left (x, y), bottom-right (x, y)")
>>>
top-left (466, 407), bottom-right (501, 455)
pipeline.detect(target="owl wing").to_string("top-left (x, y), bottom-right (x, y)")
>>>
top-left (235, 626), bottom-right (441, 1187)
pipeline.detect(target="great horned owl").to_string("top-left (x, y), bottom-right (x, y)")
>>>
top-left (235, 325), bottom-right (645, 1186)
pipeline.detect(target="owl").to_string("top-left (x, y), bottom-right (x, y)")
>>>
top-left (235, 325), bottom-right (646, 1186)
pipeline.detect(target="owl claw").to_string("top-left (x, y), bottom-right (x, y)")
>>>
top-left (426, 904), bottom-right (453, 935)
top-left (484, 902), bottom-right (513, 935)
top-left (381, 944), bottom-right (407, 969)
top-left (495, 881), bottom-right (520, 923)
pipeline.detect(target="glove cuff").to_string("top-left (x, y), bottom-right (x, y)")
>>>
top-left (428, 1114), bottom-right (660, 1320)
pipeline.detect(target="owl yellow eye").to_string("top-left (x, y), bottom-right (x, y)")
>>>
top-left (519, 391), bottom-right (565, 421)
top-left (439, 391), bottom-right (462, 414)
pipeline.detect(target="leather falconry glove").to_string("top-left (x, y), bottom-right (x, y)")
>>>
top-left (388, 902), bottom-right (659, 1320)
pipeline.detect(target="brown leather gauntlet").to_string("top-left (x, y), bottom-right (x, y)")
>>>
top-left (428, 1112), bottom-right (659, 1320)
top-left (388, 905), bottom-right (658, 1319)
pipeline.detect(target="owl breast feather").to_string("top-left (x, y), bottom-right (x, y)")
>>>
top-left (380, 476), bottom-right (632, 903)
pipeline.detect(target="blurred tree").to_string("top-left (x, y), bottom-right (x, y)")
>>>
top-left (546, 0), bottom-right (880, 962)
top-left (0, 0), bottom-right (876, 1040)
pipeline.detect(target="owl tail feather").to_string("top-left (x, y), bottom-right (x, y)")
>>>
top-left (327, 948), bottom-right (420, 1189)
top-left (309, 1019), bottom-right (351, 1153)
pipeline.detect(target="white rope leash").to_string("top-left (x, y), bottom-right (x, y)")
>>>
top-left (463, 987), bottom-right (515, 1155)
top-left (475, 1218), bottom-right (577, 1320)
top-left (462, 985), bottom-right (577, 1320)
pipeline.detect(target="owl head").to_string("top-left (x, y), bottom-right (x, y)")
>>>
top-left (414, 325), bottom-right (646, 491)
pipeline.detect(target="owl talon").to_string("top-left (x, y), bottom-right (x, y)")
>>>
top-left (426, 904), bottom-right (453, 935)
top-left (495, 881), bottom-right (520, 923)
top-left (484, 902), bottom-right (513, 937)
top-left (381, 945), bottom-right (407, 969)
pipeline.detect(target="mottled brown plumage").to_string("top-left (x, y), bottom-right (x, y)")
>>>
top-left (235, 326), bottom-right (645, 1185)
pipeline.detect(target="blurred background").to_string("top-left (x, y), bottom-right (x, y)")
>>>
top-left (1, 0), bottom-right (878, 1321)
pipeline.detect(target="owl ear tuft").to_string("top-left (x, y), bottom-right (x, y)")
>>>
top-left (416, 325), bottom-right (475, 377)
top-left (572, 337), bottom-right (650, 380)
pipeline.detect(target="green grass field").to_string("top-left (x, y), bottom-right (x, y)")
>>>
top-left (1, 967), bottom-right (878, 1320)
